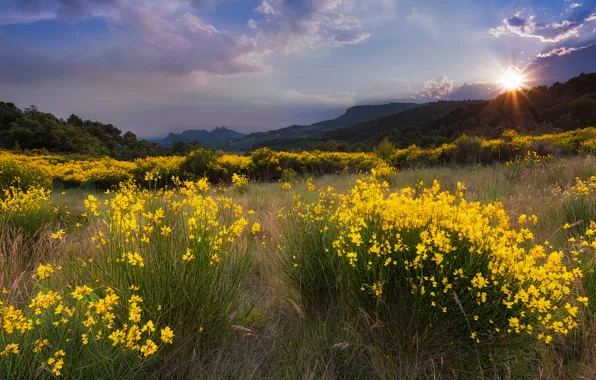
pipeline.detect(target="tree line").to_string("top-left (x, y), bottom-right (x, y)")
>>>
top-left (0, 103), bottom-right (203, 160)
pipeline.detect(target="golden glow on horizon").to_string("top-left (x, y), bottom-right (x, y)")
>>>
top-left (501, 70), bottom-right (526, 91)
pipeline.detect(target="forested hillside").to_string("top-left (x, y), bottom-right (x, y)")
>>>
top-left (257, 73), bottom-right (596, 152)
top-left (0, 104), bottom-right (203, 159)
top-left (2, 74), bottom-right (595, 157)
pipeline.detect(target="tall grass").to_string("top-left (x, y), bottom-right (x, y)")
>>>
top-left (4, 156), bottom-right (596, 378)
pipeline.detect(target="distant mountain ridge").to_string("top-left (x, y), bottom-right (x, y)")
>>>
top-left (228, 102), bottom-right (420, 150)
top-left (159, 127), bottom-right (245, 147)
top-left (248, 73), bottom-right (596, 151)
top-left (311, 103), bottom-right (420, 130)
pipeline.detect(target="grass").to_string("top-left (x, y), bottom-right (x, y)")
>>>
top-left (2, 156), bottom-right (596, 378)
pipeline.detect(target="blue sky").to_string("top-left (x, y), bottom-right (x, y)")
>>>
top-left (0, 0), bottom-right (595, 137)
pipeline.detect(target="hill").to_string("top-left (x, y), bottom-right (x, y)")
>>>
top-left (2, 73), bottom-right (595, 157)
top-left (159, 127), bottom-right (245, 148)
top-left (0, 104), bottom-right (172, 159)
top-left (259, 73), bottom-right (596, 152)
top-left (311, 102), bottom-right (420, 130)
top-left (231, 102), bottom-right (419, 150)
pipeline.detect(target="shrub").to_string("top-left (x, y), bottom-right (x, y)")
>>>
top-left (231, 173), bottom-right (249, 193)
top-left (250, 148), bottom-right (281, 181)
top-left (280, 176), bottom-right (583, 375)
top-left (133, 156), bottom-right (184, 187)
top-left (53, 158), bottom-right (134, 190)
top-left (0, 265), bottom-right (173, 378)
top-left (453, 134), bottom-right (483, 164)
top-left (374, 138), bottom-right (395, 160)
top-left (0, 152), bottom-right (53, 192)
top-left (79, 180), bottom-right (254, 375)
top-left (0, 185), bottom-right (56, 239)
top-left (180, 148), bottom-right (223, 179)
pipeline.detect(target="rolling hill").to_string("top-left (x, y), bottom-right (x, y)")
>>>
top-left (252, 73), bottom-right (596, 152)
top-left (230, 102), bottom-right (419, 150)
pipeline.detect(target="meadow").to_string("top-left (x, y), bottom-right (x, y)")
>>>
top-left (3, 144), bottom-right (596, 378)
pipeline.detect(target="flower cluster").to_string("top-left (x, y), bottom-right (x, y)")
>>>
top-left (231, 173), bottom-right (249, 192)
top-left (506, 150), bottom-right (554, 166)
top-left (1, 264), bottom-right (174, 377)
top-left (283, 175), bottom-right (584, 346)
top-left (0, 185), bottom-right (51, 213)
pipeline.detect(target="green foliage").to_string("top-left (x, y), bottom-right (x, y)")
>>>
top-left (0, 102), bottom-right (168, 159)
top-left (254, 73), bottom-right (596, 152)
top-left (453, 134), bottom-right (483, 164)
top-left (373, 138), bottom-right (395, 160)
top-left (179, 148), bottom-right (223, 178)
top-left (0, 154), bottom-right (53, 193)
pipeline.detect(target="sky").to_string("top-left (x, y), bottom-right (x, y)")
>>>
top-left (0, 0), bottom-right (595, 137)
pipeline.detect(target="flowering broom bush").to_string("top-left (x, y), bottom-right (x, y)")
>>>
top-left (280, 173), bottom-right (584, 374)
top-left (79, 178), bottom-right (255, 375)
top-left (0, 263), bottom-right (174, 378)
top-left (231, 173), bottom-right (250, 193)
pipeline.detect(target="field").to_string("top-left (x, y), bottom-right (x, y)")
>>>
top-left (3, 150), bottom-right (596, 379)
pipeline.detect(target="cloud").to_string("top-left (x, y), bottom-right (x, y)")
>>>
top-left (250, 0), bottom-right (371, 53)
top-left (406, 9), bottom-right (439, 38)
top-left (447, 82), bottom-right (500, 100)
top-left (489, 8), bottom-right (596, 43)
top-left (13, 0), bottom-right (120, 19)
top-left (0, 9), bottom-right (56, 25)
top-left (279, 89), bottom-right (356, 105)
top-left (0, 0), bottom-right (271, 84)
top-left (130, 10), bottom-right (266, 76)
top-left (422, 76), bottom-right (453, 98)
top-left (256, 0), bottom-right (276, 15)
top-left (1, 0), bottom-right (376, 83)
top-left (536, 43), bottom-right (593, 57)
top-left (523, 42), bottom-right (596, 84)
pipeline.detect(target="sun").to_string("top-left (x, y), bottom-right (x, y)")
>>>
top-left (501, 70), bottom-right (526, 91)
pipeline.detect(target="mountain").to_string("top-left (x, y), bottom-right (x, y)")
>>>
top-left (159, 127), bottom-right (245, 147)
top-left (246, 73), bottom-right (596, 152)
top-left (316, 73), bottom-right (596, 151)
top-left (311, 103), bottom-right (420, 130)
top-left (249, 100), bottom-right (477, 151)
top-left (228, 102), bottom-right (419, 150)
top-left (323, 101), bottom-right (481, 147)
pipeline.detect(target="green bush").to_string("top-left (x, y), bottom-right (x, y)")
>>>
top-left (180, 148), bottom-right (223, 179)
top-left (0, 155), bottom-right (52, 193)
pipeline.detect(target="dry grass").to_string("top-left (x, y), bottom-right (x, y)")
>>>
top-left (3, 156), bottom-right (596, 378)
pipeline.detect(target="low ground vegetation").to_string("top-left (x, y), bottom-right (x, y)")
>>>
top-left (3, 151), bottom-right (596, 378)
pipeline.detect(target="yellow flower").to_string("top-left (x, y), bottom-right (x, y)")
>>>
top-left (35, 263), bottom-right (55, 280)
top-left (251, 222), bottom-right (261, 235)
top-left (33, 339), bottom-right (48, 353)
top-left (577, 296), bottom-right (589, 307)
top-left (140, 340), bottom-right (158, 357)
top-left (71, 285), bottom-right (93, 300)
top-left (50, 229), bottom-right (66, 241)
top-left (183, 248), bottom-right (195, 261)
top-left (122, 252), bottom-right (145, 267)
top-left (160, 326), bottom-right (175, 344)
top-left (0, 343), bottom-right (20, 356)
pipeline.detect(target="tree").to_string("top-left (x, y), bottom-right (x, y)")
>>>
top-left (374, 138), bottom-right (395, 160)
top-left (67, 114), bottom-right (84, 127)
